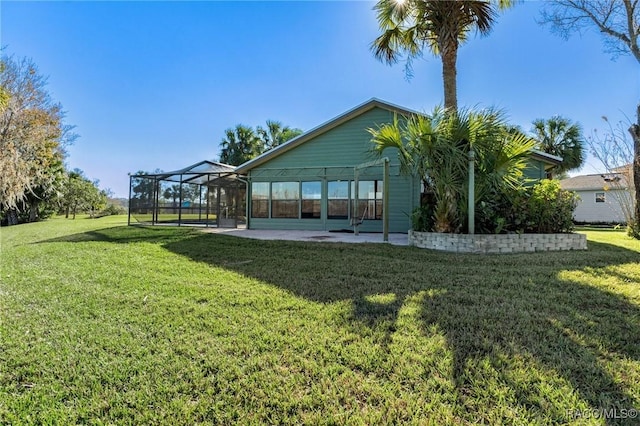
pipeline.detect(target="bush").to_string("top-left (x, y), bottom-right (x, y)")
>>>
top-left (413, 180), bottom-right (578, 234)
top-left (525, 180), bottom-right (578, 233)
top-left (411, 203), bottom-right (434, 232)
top-left (94, 204), bottom-right (127, 218)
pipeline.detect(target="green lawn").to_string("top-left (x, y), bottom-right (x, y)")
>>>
top-left (1, 216), bottom-right (639, 424)
top-left (130, 213), bottom-right (218, 224)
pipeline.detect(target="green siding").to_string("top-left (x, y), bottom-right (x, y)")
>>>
top-left (246, 107), bottom-right (420, 233)
top-left (524, 159), bottom-right (547, 181)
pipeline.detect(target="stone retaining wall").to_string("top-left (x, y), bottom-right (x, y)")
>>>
top-left (408, 230), bottom-right (587, 254)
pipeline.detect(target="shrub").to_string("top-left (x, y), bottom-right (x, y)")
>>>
top-left (414, 180), bottom-right (578, 234)
top-left (525, 180), bottom-right (578, 233)
top-left (628, 221), bottom-right (640, 239)
top-left (94, 204), bottom-right (127, 218)
top-left (411, 203), bottom-right (434, 232)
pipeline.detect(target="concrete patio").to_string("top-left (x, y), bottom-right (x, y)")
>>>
top-left (201, 227), bottom-right (409, 246)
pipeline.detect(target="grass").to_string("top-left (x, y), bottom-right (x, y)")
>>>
top-left (130, 213), bottom-right (218, 224)
top-left (1, 216), bottom-right (639, 424)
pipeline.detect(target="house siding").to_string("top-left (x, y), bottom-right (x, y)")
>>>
top-left (572, 189), bottom-right (628, 223)
top-left (523, 160), bottom-right (547, 181)
top-left (246, 107), bottom-right (420, 233)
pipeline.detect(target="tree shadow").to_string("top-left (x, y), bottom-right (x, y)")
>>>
top-left (41, 226), bottom-right (640, 422)
top-left (39, 225), bottom-right (198, 245)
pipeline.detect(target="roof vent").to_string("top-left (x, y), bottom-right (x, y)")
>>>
top-left (601, 174), bottom-right (621, 182)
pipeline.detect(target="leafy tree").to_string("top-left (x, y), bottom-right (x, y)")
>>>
top-left (371, 0), bottom-right (513, 111)
top-left (256, 120), bottom-right (303, 151)
top-left (0, 70), bottom-right (8, 109)
top-left (162, 183), bottom-right (199, 210)
top-left (369, 106), bottom-right (535, 233)
top-left (22, 150), bottom-right (66, 222)
top-left (0, 54), bottom-right (75, 224)
top-left (219, 125), bottom-right (262, 166)
top-left (163, 184), bottom-right (181, 207)
top-left (531, 116), bottom-right (585, 176)
top-left (130, 170), bottom-right (157, 214)
top-left (540, 0), bottom-right (640, 238)
top-left (60, 169), bottom-right (107, 219)
top-left (540, 0), bottom-right (639, 62)
top-left (85, 182), bottom-right (108, 218)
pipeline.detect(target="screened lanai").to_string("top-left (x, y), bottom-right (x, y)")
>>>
top-left (128, 161), bottom-right (246, 227)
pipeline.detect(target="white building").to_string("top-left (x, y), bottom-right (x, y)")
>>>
top-left (560, 172), bottom-right (634, 224)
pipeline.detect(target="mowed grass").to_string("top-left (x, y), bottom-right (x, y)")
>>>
top-left (1, 216), bottom-right (639, 424)
top-left (130, 213), bottom-right (217, 224)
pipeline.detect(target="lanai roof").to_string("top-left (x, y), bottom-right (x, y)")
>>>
top-left (131, 160), bottom-right (237, 186)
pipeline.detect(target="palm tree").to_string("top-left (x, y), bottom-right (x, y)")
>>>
top-left (369, 107), bottom-right (535, 232)
top-left (256, 120), bottom-right (303, 151)
top-left (219, 125), bottom-right (262, 166)
top-left (531, 116), bottom-right (585, 177)
top-left (371, 0), bottom-right (512, 111)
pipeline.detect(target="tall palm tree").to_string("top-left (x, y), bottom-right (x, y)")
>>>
top-left (219, 125), bottom-right (262, 166)
top-left (531, 116), bottom-right (585, 176)
top-left (256, 120), bottom-right (303, 151)
top-left (371, 0), bottom-right (512, 111)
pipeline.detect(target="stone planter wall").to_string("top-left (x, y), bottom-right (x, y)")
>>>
top-left (408, 230), bottom-right (587, 254)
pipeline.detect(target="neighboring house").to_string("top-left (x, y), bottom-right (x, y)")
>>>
top-left (235, 98), bottom-right (560, 233)
top-left (560, 172), bottom-right (631, 223)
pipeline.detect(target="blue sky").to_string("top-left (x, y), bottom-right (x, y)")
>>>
top-left (2, 1), bottom-right (637, 197)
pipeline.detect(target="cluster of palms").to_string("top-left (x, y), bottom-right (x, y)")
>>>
top-left (219, 120), bottom-right (302, 166)
top-left (370, 0), bottom-right (585, 233)
top-left (370, 107), bottom-right (536, 232)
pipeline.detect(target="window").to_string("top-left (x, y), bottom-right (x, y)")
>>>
top-left (251, 182), bottom-right (269, 218)
top-left (596, 192), bottom-right (605, 203)
top-left (328, 181), bottom-right (349, 219)
top-left (351, 180), bottom-right (383, 220)
top-left (301, 182), bottom-right (321, 219)
top-left (271, 182), bottom-right (299, 218)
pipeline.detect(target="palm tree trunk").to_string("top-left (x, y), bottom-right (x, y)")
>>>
top-left (441, 45), bottom-right (458, 111)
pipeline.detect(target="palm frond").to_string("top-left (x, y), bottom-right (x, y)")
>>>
top-left (531, 115), bottom-right (586, 173)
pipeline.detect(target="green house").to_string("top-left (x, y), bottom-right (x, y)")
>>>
top-left (128, 99), bottom-right (560, 231)
top-left (236, 99), bottom-right (420, 233)
top-left (236, 98), bottom-right (562, 234)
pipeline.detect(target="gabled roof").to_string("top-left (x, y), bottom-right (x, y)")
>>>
top-left (234, 98), bottom-right (565, 174)
top-left (560, 173), bottom-right (629, 191)
top-left (235, 98), bottom-right (420, 174)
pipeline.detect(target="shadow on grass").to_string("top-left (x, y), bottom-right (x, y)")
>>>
top-left (43, 226), bottom-right (640, 420)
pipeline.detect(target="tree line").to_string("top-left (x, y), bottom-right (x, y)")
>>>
top-left (0, 54), bottom-right (113, 226)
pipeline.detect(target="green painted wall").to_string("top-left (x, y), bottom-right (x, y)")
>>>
top-left (523, 159), bottom-right (548, 181)
top-left (246, 107), bottom-right (420, 233)
top-left (243, 106), bottom-right (556, 233)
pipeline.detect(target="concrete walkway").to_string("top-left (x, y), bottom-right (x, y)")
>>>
top-left (201, 227), bottom-right (409, 246)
